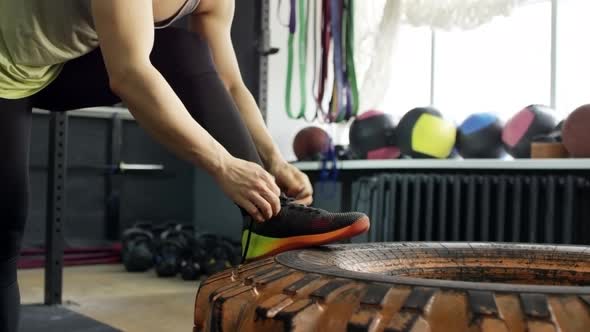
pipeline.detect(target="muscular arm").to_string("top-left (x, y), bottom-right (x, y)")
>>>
top-left (191, 0), bottom-right (314, 203)
top-left (91, 0), bottom-right (281, 221)
top-left (190, 1), bottom-right (283, 169)
top-left (91, 0), bottom-right (231, 173)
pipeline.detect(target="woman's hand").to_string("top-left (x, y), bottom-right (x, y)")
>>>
top-left (269, 160), bottom-right (313, 206)
top-left (215, 156), bottom-right (282, 222)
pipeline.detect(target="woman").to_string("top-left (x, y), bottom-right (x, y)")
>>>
top-left (0, 1), bottom-right (370, 330)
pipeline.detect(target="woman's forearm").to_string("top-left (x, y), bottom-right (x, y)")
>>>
top-left (111, 64), bottom-right (230, 173)
top-left (229, 84), bottom-right (284, 168)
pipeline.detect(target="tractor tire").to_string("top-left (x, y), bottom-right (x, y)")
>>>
top-left (194, 243), bottom-right (590, 332)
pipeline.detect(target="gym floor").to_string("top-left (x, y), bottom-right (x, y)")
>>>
top-left (19, 264), bottom-right (198, 332)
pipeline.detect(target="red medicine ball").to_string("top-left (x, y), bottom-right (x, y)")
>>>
top-left (293, 126), bottom-right (331, 161)
top-left (563, 104), bottom-right (590, 157)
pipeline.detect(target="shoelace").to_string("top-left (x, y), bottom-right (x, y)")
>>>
top-left (241, 215), bottom-right (254, 264)
top-left (281, 197), bottom-right (322, 214)
top-left (241, 198), bottom-right (322, 263)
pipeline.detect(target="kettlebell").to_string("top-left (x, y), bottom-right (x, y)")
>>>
top-left (121, 222), bottom-right (155, 272)
top-left (154, 224), bottom-right (195, 277)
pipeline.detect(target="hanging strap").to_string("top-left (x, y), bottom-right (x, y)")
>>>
top-left (318, 138), bottom-right (339, 198)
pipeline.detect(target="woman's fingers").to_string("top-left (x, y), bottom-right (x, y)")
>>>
top-left (249, 191), bottom-right (273, 221)
top-left (237, 198), bottom-right (264, 222)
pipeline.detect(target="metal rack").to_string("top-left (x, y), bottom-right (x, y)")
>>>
top-left (44, 112), bottom-right (67, 305)
top-left (41, 109), bottom-right (166, 304)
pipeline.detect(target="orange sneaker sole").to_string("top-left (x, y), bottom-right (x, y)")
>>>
top-left (245, 216), bottom-right (370, 262)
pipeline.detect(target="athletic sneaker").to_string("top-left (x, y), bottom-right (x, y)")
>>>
top-left (241, 197), bottom-right (370, 262)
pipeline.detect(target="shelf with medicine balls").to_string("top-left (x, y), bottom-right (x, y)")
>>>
top-left (292, 104), bottom-right (590, 163)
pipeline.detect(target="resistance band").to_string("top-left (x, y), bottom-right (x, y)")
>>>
top-left (286, 0), bottom-right (358, 123)
top-left (316, 0), bottom-right (331, 122)
top-left (285, 0), bottom-right (309, 119)
top-left (309, 0), bottom-right (321, 122)
top-left (329, 0), bottom-right (346, 122)
top-left (344, 0), bottom-right (359, 117)
top-left (324, 0), bottom-right (358, 123)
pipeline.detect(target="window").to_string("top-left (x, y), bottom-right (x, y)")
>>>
top-left (433, 1), bottom-right (552, 123)
top-left (382, 26), bottom-right (432, 123)
top-left (374, 0), bottom-right (586, 125)
top-left (556, 0), bottom-right (590, 115)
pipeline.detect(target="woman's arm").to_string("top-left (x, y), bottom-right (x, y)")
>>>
top-left (91, 0), bottom-right (280, 221)
top-left (191, 1), bottom-right (314, 204)
top-left (92, 0), bottom-right (227, 172)
top-left (189, 1), bottom-right (281, 168)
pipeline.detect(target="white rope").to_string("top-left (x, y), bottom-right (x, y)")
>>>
top-left (402, 0), bottom-right (522, 31)
top-left (354, 0), bottom-right (527, 113)
top-left (355, 0), bottom-right (402, 111)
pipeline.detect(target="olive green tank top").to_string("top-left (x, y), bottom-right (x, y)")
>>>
top-left (0, 0), bottom-right (199, 100)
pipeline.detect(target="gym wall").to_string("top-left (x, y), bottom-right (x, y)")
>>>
top-left (25, 112), bottom-right (195, 247)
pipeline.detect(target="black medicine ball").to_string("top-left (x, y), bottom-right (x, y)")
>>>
top-left (349, 110), bottom-right (399, 159)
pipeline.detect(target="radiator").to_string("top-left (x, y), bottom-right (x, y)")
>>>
top-left (351, 173), bottom-right (590, 245)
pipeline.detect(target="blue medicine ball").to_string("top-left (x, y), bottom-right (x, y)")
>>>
top-left (457, 113), bottom-right (504, 158)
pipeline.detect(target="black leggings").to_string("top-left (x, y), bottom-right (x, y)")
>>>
top-left (0, 27), bottom-right (262, 332)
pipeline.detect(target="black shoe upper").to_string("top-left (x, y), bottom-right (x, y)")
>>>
top-left (247, 197), bottom-right (367, 238)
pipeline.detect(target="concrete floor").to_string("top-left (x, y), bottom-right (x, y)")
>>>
top-left (19, 264), bottom-right (199, 332)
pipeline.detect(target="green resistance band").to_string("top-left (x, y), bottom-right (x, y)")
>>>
top-left (285, 0), bottom-right (309, 120)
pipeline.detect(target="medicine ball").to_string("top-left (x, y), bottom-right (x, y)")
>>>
top-left (563, 104), bottom-right (590, 157)
top-left (121, 222), bottom-right (154, 272)
top-left (349, 110), bottom-right (399, 160)
top-left (396, 107), bottom-right (457, 159)
top-left (456, 113), bottom-right (504, 158)
top-left (502, 104), bottom-right (557, 158)
top-left (292, 127), bottom-right (331, 161)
